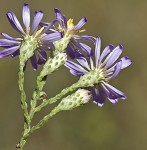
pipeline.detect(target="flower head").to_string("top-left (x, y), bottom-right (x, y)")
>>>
top-left (0, 3), bottom-right (62, 70)
top-left (65, 37), bottom-right (132, 107)
top-left (41, 8), bottom-right (94, 58)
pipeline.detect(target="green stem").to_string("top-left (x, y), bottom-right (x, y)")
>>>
top-left (35, 69), bottom-right (103, 113)
top-left (18, 37), bottom-right (38, 149)
top-left (16, 107), bottom-right (60, 150)
top-left (31, 107), bottom-right (60, 133)
top-left (29, 52), bottom-right (67, 120)
top-left (18, 60), bottom-right (29, 125)
top-left (35, 82), bottom-right (81, 113)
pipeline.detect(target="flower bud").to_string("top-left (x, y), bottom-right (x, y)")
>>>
top-left (40, 52), bottom-right (67, 77)
top-left (57, 89), bottom-right (91, 111)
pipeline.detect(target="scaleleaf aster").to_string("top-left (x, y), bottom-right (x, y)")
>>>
top-left (65, 37), bottom-right (132, 107)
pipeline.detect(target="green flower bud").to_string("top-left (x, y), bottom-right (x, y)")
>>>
top-left (57, 89), bottom-right (91, 111)
top-left (20, 36), bottom-right (38, 63)
top-left (39, 52), bottom-right (67, 77)
top-left (53, 33), bottom-right (72, 53)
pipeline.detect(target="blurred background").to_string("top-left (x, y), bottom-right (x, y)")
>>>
top-left (0, 0), bottom-right (147, 149)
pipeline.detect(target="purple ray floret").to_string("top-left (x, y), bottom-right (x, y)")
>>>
top-left (0, 3), bottom-right (62, 70)
top-left (65, 36), bottom-right (132, 107)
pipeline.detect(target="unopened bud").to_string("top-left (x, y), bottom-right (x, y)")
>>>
top-left (57, 89), bottom-right (91, 111)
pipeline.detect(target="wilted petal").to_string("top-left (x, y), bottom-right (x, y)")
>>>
top-left (0, 46), bottom-right (19, 58)
top-left (7, 11), bottom-right (25, 35)
top-left (22, 3), bottom-right (30, 32)
top-left (73, 17), bottom-right (87, 31)
top-left (32, 11), bottom-right (43, 33)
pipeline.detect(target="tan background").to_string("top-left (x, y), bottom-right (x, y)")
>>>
top-left (0, 0), bottom-right (146, 149)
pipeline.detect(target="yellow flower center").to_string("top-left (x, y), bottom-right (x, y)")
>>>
top-left (67, 18), bottom-right (86, 35)
top-left (67, 19), bottom-right (75, 31)
top-left (34, 27), bottom-right (45, 38)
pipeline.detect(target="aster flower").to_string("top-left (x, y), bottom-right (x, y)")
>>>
top-left (65, 37), bottom-right (132, 107)
top-left (0, 3), bottom-right (62, 70)
top-left (41, 8), bottom-right (94, 58)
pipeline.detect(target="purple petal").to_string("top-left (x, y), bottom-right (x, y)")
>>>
top-left (37, 50), bottom-right (47, 65)
top-left (66, 45), bottom-right (75, 59)
top-left (106, 56), bottom-right (132, 74)
top-left (73, 17), bottom-right (87, 31)
top-left (75, 50), bottom-right (90, 70)
top-left (120, 56), bottom-right (132, 69)
top-left (40, 43), bottom-right (54, 51)
top-left (95, 37), bottom-right (101, 68)
top-left (65, 60), bottom-right (88, 74)
top-left (40, 21), bottom-right (50, 27)
top-left (0, 39), bottom-right (20, 47)
top-left (107, 60), bottom-right (122, 80)
top-left (103, 45), bottom-right (123, 68)
top-left (2, 33), bottom-right (22, 41)
top-left (0, 46), bottom-right (19, 58)
top-left (90, 87), bottom-right (106, 107)
top-left (41, 20), bottom-right (57, 34)
top-left (72, 40), bottom-right (93, 56)
top-left (54, 8), bottom-right (67, 29)
top-left (54, 8), bottom-right (63, 23)
top-left (7, 11), bottom-right (25, 35)
top-left (102, 82), bottom-right (126, 100)
top-left (74, 35), bottom-right (95, 43)
top-left (11, 50), bottom-right (20, 57)
top-left (31, 11), bottom-right (43, 33)
top-left (99, 45), bottom-right (114, 64)
top-left (41, 32), bottom-right (62, 42)
top-left (30, 54), bottom-right (37, 70)
top-left (69, 68), bottom-right (85, 76)
top-left (22, 3), bottom-right (30, 32)
top-left (90, 56), bottom-right (94, 70)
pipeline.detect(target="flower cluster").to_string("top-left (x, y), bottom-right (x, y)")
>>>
top-left (0, 4), bottom-right (62, 70)
top-left (0, 3), bottom-right (132, 107)
top-left (65, 37), bottom-right (132, 106)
